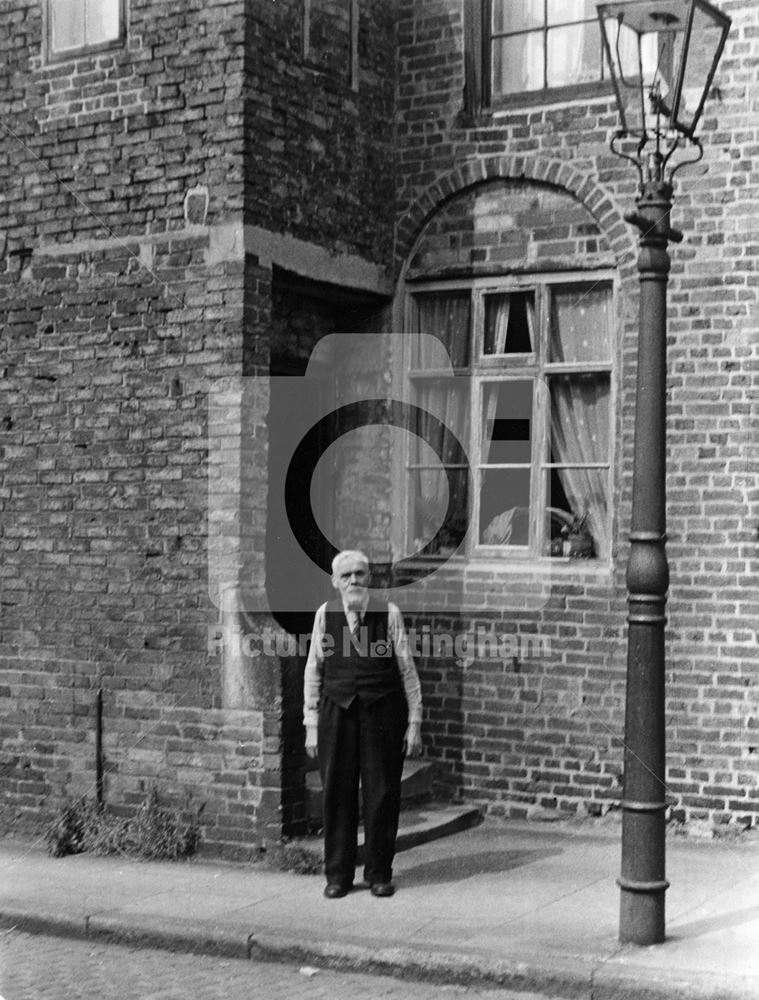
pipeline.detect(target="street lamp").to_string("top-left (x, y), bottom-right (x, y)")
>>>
top-left (596, 0), bottom-right (731, 946)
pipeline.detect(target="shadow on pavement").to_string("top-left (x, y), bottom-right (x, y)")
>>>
top-left (669, 902), bottom-right (759, 940)
top-left (398, 847), bottom-right (562, 886)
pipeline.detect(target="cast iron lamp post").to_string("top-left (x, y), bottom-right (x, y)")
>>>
top-left (596, 0), bottom-right (731, 946)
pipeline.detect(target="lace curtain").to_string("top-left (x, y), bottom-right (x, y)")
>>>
top-left (480, 289), bottom-right (611, 557)
top-left (549, 286), bottom-right (612, 559)
top-left (547, 0), bottom-right (598, 89)
top-left (550, 376), bottom-right (611, 559)
top-left (411, 295), bottom-right (470, 550)
top-left (410, 287), bottom-right (611, 557)
top-left (492, 0), bottom-right (599, 94)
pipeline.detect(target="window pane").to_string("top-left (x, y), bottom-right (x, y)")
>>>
top-left (550, 373), bottom-right (610, 464)
top-left (483, 292), bottom-right (534, 355)
top-left (492, 33), bottom-right (544, 95)
top-left (412, 293), bottom-right (470, 368)
top-left (410, 468), bottom-right (468, 556)
top-left (87, 0), bottom-right (121, 45)
top-left (480, 470), bottom-right (531, 545)
top-left (479, 381), bottom-right (532, 544)
top-left (412, 379), bottom-right (469, 465)
top-left (549, 372), bottom-right (611, 559)
top-left (549, 286), bottom-right (611, 363)
top-left (546, 0), bottom-right (597, 25)
top-left (547, 24), bottom-right (601, 87)
top-left (409, 376), bottom-right (469, 555)
top-left (492, 0), bottom-right (543, 34)
top-left (482, 381), bottom-right (533, 465)
top-left (546, 467), bottom-right (608, 558)
top-left (51, 0), bottom-right (85, 51)
top-left (546, 484), bottom-right (575, 556)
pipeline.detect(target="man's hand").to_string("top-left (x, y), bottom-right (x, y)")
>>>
top-left (403, 722), bottom-right (422, 758)
top-left (305, 726), bottom-right (319, 759)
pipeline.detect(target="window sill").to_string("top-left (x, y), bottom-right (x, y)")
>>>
top-left (399, 553), bottom-right (611, 574)
top-left (489, 80), bottom-right (614, 110)
top-left (302, 60), bottom-right (357, 93)
top-left (45, 37), bottom-right (125, 64)
top-left (389, 553), bottom-right (613, 616)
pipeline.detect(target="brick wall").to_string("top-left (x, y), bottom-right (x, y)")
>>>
top-left (0, 0), bottom-right (268, 853)
top-left (245, 0), bottom-right (397, 264)
top-left (1, 0), bottom-right (399, 851)
top-left (394, 0), bottom-right (759, 829)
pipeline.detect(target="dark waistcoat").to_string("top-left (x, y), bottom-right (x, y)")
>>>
top-left (321, 597), bottom-right (403, 709)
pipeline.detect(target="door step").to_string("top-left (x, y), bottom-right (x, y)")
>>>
top-left (305, 758), bottom-right (481, 857)
top-left (305, 757), bottom-right (436, 826)
top-left (358, 803), bottom-right (483, 859)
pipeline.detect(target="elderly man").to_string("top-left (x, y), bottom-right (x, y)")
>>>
top-left (304, 550), bottom-right (422, 898)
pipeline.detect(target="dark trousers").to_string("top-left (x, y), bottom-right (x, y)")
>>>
top-left (318, 691), bottom-right (407, 887)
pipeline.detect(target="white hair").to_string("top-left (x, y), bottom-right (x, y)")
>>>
top-left (331, 550), bottom-right (369, 576)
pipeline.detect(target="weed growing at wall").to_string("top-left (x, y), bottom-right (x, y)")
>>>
top-left (45, 788), bottom-right (203, 861)
top-left (255, 837), bottom-right (323, 875)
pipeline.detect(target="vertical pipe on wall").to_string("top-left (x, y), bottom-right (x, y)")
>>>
top-left (95, 687), bottom-right (104, 807)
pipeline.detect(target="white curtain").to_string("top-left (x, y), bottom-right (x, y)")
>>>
top-left (483, 296), bottom-right (510, 456)
top-left (490, 295), bottom-right (510, 355)
top-left (547, 0), bottom-right (589, 88)
top-left (415, 294), bottom-right (469, 368)
top-left (413, 381), bottom-right (468, 541)
top-left (88, 0), bottom-right (121, 44)
top-left (412, 295), bottom-right (470, 546)
top-left (550, 375), bottom-right (610, 559)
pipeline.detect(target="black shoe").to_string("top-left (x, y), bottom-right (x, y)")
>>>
top-left (324, 883), bottom-right (351, 899)
top-left (369, 882), bottom-right (395, 897)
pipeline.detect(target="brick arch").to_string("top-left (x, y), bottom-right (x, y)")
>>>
top-left (395, 155), bottom-right (636, 275)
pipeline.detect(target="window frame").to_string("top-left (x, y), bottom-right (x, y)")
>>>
top-left (403, 271), bottom-right (616, 566)
top-left (45, 0), bottom-right (126, 63)
top-left (476, 0), bottom-right (614, 110)
top-left (301, 0), bottom-right (360, 92)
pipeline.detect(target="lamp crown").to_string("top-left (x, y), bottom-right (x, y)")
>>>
top-left (597, 0), bottom-right (731, 184)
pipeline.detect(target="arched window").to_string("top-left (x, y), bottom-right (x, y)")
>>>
top-left (405, 274), bottom-right (614, 563)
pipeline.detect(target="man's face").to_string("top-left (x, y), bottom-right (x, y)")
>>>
top-left (332, 558), bottom-right (370, 609)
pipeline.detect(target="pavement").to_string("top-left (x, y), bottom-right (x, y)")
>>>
top-left (1, 818), bottom-right (759, 1000)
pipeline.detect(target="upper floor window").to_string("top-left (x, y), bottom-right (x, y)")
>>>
top-left (405, 274), bottom-right (614, 563)
top-left (490, 0), bottom-right (602, 96)
top-left (302, 0), bottom-right (359, 90)
top-left (465, 0), bottom-right (608, 110)
top-left (47, 0), bottom-right (125, 60)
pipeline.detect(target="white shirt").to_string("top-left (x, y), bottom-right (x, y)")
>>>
top-left (303, 600), bottom-right (423, 729)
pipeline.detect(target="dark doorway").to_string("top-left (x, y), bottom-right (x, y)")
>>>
top-left (266, 268), bottom-right (389, 835)
top-left (266, 269), bottom-right (389, 636)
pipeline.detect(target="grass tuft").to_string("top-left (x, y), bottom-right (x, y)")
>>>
top-left (45, 788), bottom-right (203, 861)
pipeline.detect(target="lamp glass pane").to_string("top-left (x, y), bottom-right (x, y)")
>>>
top-left (601, 13), bottom-right (684, 136)
top-left (675, 4), bottom-right (725, 133)
top-left (601, 16), bottom-right (643, 133)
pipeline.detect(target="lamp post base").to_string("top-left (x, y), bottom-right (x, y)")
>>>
top-left (619, 882), bottom-right (668, 945)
